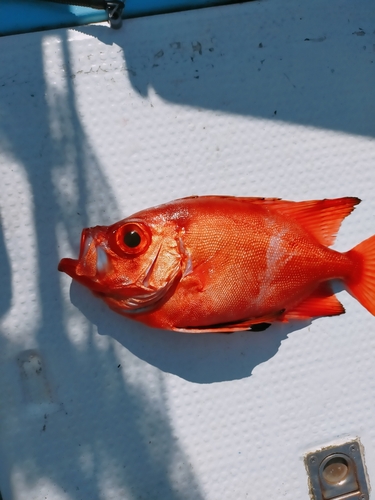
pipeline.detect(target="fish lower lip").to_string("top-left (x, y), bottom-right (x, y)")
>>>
top-left (58, 258), bottom-right (79, 277)
top-left (59, 257), bottom-right (105, 292)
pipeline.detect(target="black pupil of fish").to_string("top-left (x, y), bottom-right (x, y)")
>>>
top-left (124, 230), bottom-right (141, 248)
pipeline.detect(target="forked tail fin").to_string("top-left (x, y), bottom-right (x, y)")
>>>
top-left (346, 235), bottom-right (375, 315)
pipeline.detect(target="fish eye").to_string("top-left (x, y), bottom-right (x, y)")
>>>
top-left (111, 221), bottom-right (151, 257)
top-left (123, 230), bottom-right (141, 248)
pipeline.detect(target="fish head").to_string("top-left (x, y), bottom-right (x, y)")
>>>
top-left (58, 212), bottom-right (187, 314)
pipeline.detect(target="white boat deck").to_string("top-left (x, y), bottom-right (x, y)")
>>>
top-left (0, 1), bottom-right (374, 498)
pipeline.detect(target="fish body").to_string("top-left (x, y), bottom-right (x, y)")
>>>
top-left (58, 196), bottom-right (375, 333)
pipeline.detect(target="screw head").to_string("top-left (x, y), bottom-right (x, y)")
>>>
top-left (350, 444), bottom-right (357, 453)
top-left (310, 456), bottom-right (316, 464)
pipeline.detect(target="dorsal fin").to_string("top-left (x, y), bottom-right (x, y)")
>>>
top-left (180, 195), bottom-right (360, 246)
top-left (252, 197), bottom-right (360, 246)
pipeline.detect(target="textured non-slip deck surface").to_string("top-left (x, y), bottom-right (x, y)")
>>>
top-left (0, 1), bottom-right (374, 498)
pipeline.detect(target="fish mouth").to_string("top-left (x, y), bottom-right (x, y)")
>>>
top-left (58, 227), bottom-right (110, 291)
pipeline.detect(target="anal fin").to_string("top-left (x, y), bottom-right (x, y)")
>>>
top-left (284, 283), bottom-right (345, 320)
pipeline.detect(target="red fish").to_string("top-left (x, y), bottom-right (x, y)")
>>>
top-left (58, 196), bottom-right (375, 333)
